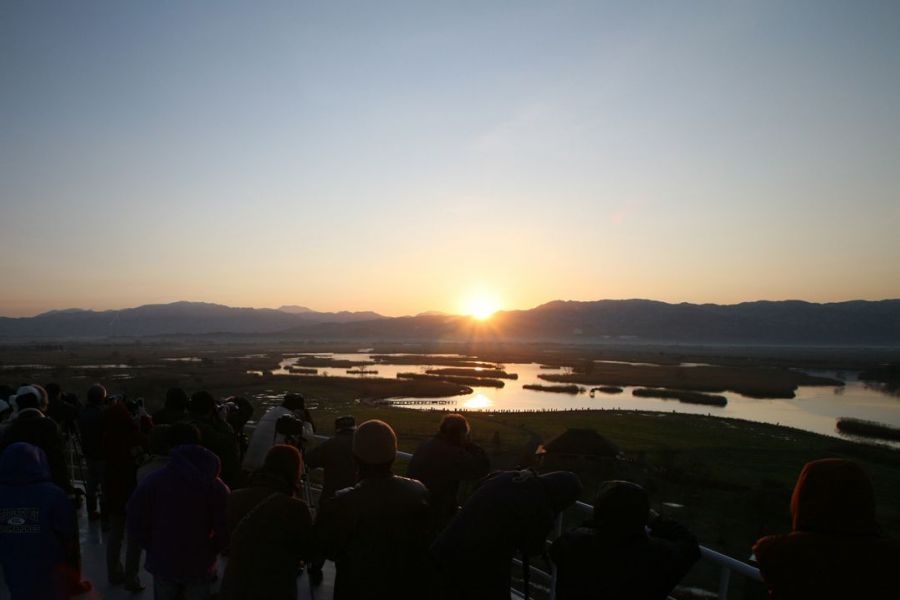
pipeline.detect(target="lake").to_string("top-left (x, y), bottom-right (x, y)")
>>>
top-left (273, 353), bottom-right (900, 445)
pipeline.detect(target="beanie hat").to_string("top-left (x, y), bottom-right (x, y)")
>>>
top-left (592, 480), bottom-right (650, 536)
top-left (353, 419), bottom-right (397, 465)
top-left (262, 444), bottom-right (303, 488)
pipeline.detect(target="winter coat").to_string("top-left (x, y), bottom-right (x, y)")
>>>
top-left (550, 516), bottom-right (700, 600)
top-left (0, 443), bottom-right (77, 600)
top-left (315, 472), bottom-right (433, 600)
top-left (77, 404), bottom-right (104, 459)
top-left (102, 403), bottom-right (147, 514)
top-left (431, 470), bottom-right (583, 600)
top-left (220, 473), bottom-right (313, 600)
top-left (0, 408), bottom-right (71, 493)
top-left (304, 430), bottom-right (357, 506)
top-left (753, 458), bottom-right (900, 599)
top-left (407, 434), bottom-right (490, 523)
top-left (190, 415), bottom-right (241, 488)
top-left (126, 444), bottom-right (230, 582)
top-left (243, 407), bottom-right (313, 473)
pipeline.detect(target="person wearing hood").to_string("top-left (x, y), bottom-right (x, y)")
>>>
top-left (126, 440), bottom-right (230, 600)
top-left (753, 458), bottom-right (900, 599)
top-left (0, 442), bottom-right (82, 599)
top-left (550, 481), bottom-right (700, 600)
top-left (315, 419), bottom-right (433, 600)
top-left (431, 469), bottom-right (583, 600)
top-left (407, 413), bottom-right (490, 529)
top-left (220, 445), bottom-right (313, 600)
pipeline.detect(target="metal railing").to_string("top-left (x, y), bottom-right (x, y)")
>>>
top-left (311, 434), bottom-right (763, 600)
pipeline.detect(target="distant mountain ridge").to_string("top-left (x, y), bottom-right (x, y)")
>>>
top-left (0, 301), bottom-right (385, 338)
top-left (1, 299), bottom-right (899, 344)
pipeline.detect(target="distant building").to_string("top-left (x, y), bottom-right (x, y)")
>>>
top-left (537, 428), bottom-right (619, 476)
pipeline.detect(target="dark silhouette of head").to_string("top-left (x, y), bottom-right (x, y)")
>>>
top-left (592, 480), bottom-right (650, 537)
top-left (791, 458), bottom-right (878, 535)
top-left (439, 413), bottom-right (470, 445)
top-left (353, 419), bottom-right (397, 474)
top-left (261, 444), bottom-right (303, 492)
top-left (282, 392), bottom-right (305, 411)
top-left (188, 390), bottom-right (216, 418)
top-left (167, 422), bottom-right (202, 448)
top-left (165, 387), bottom-right (189, 412)
top-left (44, 382), bottom-right (61, 401)
top-left (335, 415), bottom-right (356, 433)
top-left (86, 383), bottom-right (107, 406)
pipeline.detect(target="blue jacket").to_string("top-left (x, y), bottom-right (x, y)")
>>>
top-left (127, 444), bottom-right (230, 582)
top-left (0, 442), bottom-right (77, 600)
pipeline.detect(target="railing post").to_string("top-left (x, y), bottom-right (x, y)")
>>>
top-left (549, 512), bottom-right (563, 600)
top-left (718, 565), bottom-right (731, 600)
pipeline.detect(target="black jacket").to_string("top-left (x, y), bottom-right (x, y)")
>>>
top-left (550, 516), bottom-right (700, 600)
top-left (77, 404), bottom-right (104, 459)
top-left (407, 434), bottom-right (490, 523)
top-left (431, 470), bottom-right (582, 600)
top-left (304, 431), bottom-right (357, 506)
top-left (315, 473), bottom-right (432, 599)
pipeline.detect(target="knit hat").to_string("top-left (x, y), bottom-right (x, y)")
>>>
top-left (592, 480), bottom-right (649, 536)
top-left (353, 419), bottom-right (397, 465)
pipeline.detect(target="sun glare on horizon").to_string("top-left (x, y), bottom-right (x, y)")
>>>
top-left (462, 291), bottom-right (501, 321)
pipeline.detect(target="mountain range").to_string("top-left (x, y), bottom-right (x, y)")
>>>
top-left (1, 299), bottom-right (899, 344)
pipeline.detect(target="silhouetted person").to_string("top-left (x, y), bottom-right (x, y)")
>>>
top-left (305, 415), bottom-right (358, 509)
top-left (316, 419), bottom-right (433, 600)
top-left (243, 392), bottom-right (313, 474)
top-left (431, 469), bottom-right (583, 600)
top-left (222, 395), bottom-right (254, 460)
top-left (102, 393), bottom-right (148, 589)
top-left (189, 390), bottom-right (240, 488)
top-left (753, 458), bottom-right (900, 599)
top-left (137, 422), bottom-right (202, 482)
top-left (127, 439), bottom-right (229, 600)
top-left (153, 387), bottom-right (189, 425)
top-left (0, 385), bottom-right (72, 493)
top-left (550, 480), bottom-right (700, 600)
top-left (44, 382), bottom-right (80, 436)
top-left (0, 443), bottom-right (83, 599)
top-left (77, 383), bottom-right (107, 520)
top-left (407, 413), bottom-right (490, 528)
top-left (221, 445), bottom-right (313, 600)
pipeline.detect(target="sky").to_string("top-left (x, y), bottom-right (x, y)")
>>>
top-left (2, 1), bottom-right (900, 318)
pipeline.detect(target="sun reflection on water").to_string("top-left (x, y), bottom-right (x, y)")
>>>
top-left (463, 393), bottom-right (493, 410)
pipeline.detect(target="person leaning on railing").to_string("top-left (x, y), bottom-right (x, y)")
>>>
top-left (549, 480), bottom-right (700, 600)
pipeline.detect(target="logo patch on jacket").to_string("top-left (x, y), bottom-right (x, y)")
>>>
top-left (0, 508), bottom-right (40, 533)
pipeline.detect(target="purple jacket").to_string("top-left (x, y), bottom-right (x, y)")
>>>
top-left (127, 444), bottom-right (230, 582)
top-left (0, 442), bottom-right (77, 600)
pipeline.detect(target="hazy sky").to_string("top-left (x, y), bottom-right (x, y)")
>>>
top-left (2, 1), bottom-right (899, 317)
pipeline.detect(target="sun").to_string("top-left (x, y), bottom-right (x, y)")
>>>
top-left (462, 293), bottom-right (501, 321)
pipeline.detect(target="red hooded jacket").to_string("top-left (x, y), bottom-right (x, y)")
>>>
top-left (753, 459), bottom-right (900, 599)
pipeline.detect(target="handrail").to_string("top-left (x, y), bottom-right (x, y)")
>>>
top-left (309, 434), bottom-right (762, 599)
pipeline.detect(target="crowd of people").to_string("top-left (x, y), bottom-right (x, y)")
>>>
top-left (1, 382), bottom-right (899, 600)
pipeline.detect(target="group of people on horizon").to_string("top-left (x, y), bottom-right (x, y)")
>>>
top-left (1, 381), bottom-right (899, 600)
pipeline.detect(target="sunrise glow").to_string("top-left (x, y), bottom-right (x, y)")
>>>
top-left (462, 293), bottom-right (501, 321)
